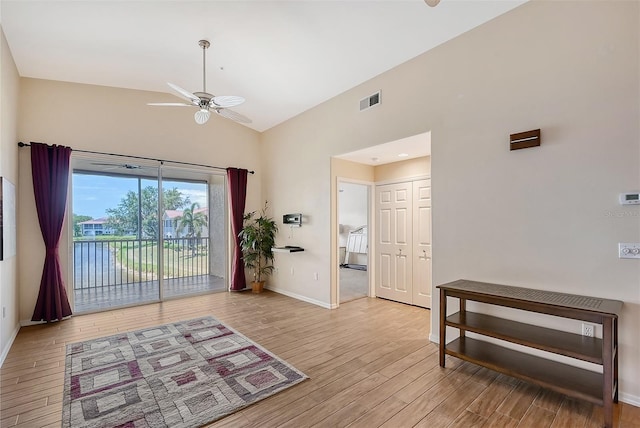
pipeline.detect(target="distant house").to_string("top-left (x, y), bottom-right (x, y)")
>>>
top-left (78, 218), bottom-right (114, 236)
top-left (163, 207), bottom-right (208, 239)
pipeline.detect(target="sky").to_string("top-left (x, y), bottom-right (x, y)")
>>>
top-left (73, 173), bottom-right (208, 219)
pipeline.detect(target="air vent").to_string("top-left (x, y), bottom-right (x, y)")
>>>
top-left (359, 91), bottom-right (381, 111)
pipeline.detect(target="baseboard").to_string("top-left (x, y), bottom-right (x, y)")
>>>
top-left (0, 324), bottom-right (21, 368)
top-left (619, 392), bottom-right (640, 407)
top-left (265, 286), bottom-right (336, 309)
top-left (20, 319), bottom-right (46, 327)
top-left (429, 333), bottom-right (439, 344)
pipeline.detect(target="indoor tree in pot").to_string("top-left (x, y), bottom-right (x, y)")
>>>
top-left (239, 201), bottom-right (278, 293)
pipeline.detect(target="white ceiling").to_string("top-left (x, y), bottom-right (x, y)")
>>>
top-left (0, 0), bottom-right (526, 132)
top-left (336, 131), bottom-right (430, 165)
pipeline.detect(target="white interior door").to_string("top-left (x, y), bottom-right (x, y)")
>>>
top-left (412, 179), bottom-right (432, 308)
top-left (375, 182), bottom-right (413, 304)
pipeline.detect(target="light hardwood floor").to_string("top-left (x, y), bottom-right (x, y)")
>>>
top-left (1, 291), bottom-right (638, 428)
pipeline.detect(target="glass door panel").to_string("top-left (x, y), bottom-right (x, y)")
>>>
top-left (160, 166), bottom-right (227, 299)
top-left (72, 158), bottom-right (161, 312)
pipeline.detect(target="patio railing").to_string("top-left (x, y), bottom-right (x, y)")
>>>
top-left (73, 237), bottom-right (210, 289)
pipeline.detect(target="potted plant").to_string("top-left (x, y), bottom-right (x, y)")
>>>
top-left (239, 201), bottom-right (278, 293)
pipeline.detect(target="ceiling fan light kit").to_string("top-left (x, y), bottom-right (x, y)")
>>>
top-left (195, 109), bottom-right (211, 125)
top-left (148, 40), bottom-right (251, 125)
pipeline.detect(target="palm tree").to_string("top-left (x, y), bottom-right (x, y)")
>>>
top-left (177, 203), bottom-right (208, 256)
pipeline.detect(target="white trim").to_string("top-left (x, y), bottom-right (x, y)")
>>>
top-left (375, 174), bottom-right (430, 186)
top-left (337, 177), bottom-right (373, 186)
top-left (336, 177), bottom-right (374, 308)
top-left (429, 333), bottom-right (439, 344)
top-left (265, 286), bottom-right (337, 309)
top-left (619, 392), bottom-right (640, 407)
top-left (67, 174), bottom-right (75, 310)
top-left (0, 324), bottom-right (20, 367)
top-left (21, 319), bottom-right (47, 327)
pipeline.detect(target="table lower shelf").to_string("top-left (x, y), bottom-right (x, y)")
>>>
top-left (445, 311), bottom-right (603, 364)
top-left (445, 337), bottom-right (604, 405)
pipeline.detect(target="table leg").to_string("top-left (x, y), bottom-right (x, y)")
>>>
top-left (603, 317), bottom-right (613, 428)
top-left (439, 290), bottom-right (446, 367)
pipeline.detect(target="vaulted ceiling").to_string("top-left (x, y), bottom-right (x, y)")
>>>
top-left (1, 0), bottom-right (526, 132)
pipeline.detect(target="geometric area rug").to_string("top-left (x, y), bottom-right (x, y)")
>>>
top-left (62, 316), bottom-right (308, 427)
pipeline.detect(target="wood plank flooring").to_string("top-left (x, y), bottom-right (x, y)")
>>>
top-left (1, 291), bottom-right (638, 427)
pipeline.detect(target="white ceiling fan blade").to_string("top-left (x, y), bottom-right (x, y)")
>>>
top-left (147, 102), bottom-right (193, 107)
top-left (167, 82), bottom-right (200, 104)
top-left (215, 108), bottom-right (252, 124)
top-left (211, 95), bottom-right (245, 108)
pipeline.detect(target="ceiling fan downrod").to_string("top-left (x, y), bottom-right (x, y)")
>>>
top-left (199, 39), bottom-right (210, 94)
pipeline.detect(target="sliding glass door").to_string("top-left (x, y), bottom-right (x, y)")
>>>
top-left (159, 167), bottom-right (227, 300)
top-left (71, 156), bottom-right (226, 313)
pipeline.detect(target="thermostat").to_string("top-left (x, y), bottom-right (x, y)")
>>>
top-left (619, 192), bottom-right (640, 205)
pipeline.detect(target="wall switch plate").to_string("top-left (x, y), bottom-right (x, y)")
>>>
top-left (618, 243), bottom-right (640, 259)
top-left (582, 323), bottom-right (595, 337)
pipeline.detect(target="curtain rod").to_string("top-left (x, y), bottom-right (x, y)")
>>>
top-left (17, 142), bottom-right (255, 174)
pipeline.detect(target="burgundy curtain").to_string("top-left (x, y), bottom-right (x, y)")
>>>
top-left (227, 168), bottom-right (248, 291)
top-left (31, 142), bottom-right (73, 322)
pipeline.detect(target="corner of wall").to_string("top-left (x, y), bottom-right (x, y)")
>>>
top-left (0, 324), bottom-right (20, 367)
top-left (0, 24), bottom-right (22, 365)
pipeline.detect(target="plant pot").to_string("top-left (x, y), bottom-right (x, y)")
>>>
top-left (252, 281), bottom-right (265, 294)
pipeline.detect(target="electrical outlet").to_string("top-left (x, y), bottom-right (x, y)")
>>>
top-left (313, 272), bottom-right (319, 280)
top-left (619, 243), bottom-right (640, 259)
top-left (290, 267), bottom-right (295, 276)
top-left (2, 307), bottom-right (5, 318)
top-left (582, 323), bottom-right (595, 337)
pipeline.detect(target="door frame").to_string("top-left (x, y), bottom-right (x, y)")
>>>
top-left (335, 177), bottom-right (374, 307)
top-left (67, 157), bottom-right (227, 313)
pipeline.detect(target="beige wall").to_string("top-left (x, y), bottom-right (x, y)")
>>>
top-left (17, 78), bottom-right (262, 322)
top-left (0, 26), bottom-right (20, 364)
top-left (261, 1), bottom-right (640, 403)
top-left (3, 0), bottom-right (639, 405)
top-left (374, 156), bottom-right (430, 182)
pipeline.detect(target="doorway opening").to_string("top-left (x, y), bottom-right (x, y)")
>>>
top-left (333, 131), bottom-right (431, 309)
top-left (338, 181), bottom-right (370, 303)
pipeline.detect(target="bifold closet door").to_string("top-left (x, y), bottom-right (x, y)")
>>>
top-left (375, 182), bottom-right (413, 305)
top-left (375, 178), bottom-right (431, 309)
top-left (412, 179), bottom-right (431, 308)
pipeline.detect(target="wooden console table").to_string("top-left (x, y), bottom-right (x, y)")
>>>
top-left (438, 280), bottom-right (623, 428)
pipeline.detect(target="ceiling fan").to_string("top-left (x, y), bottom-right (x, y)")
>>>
top-left (148, 40), bottom-right (251, 125)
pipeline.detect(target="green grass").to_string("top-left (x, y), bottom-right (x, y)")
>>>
top-left (115, 242), bottom-right (209, 278)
